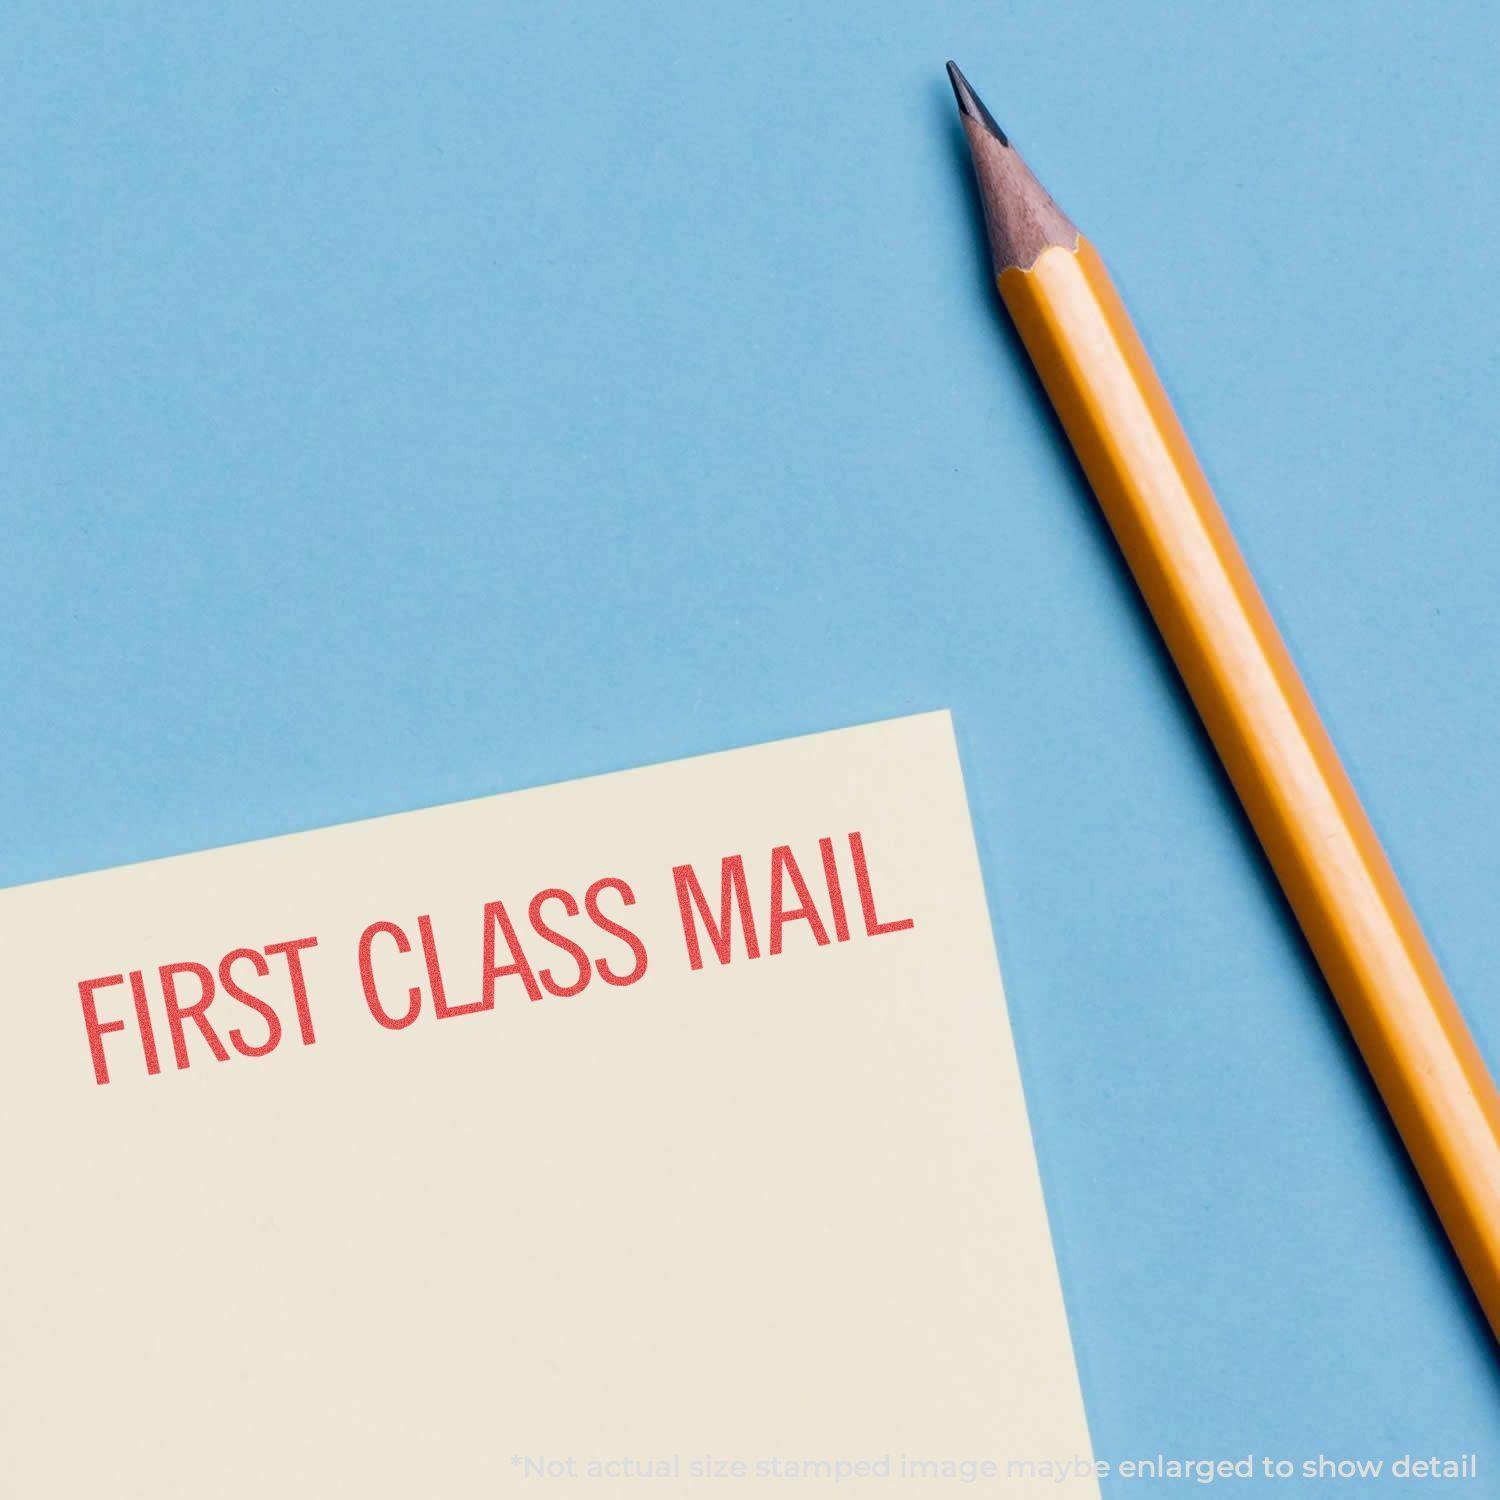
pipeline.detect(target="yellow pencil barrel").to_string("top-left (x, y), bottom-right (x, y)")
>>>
top-left (1001, 237), bottom-right (1500, 1335)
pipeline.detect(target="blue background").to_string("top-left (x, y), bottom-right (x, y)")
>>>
top-left (5, 2), bottom-right (1499, 1489)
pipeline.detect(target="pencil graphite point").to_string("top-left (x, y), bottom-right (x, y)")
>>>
top-left (945, 61), bottom-right (1008, 147)
top-left (946, 61), bottom-right (1078, 275)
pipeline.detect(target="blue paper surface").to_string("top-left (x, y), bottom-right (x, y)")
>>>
top-left (4, 2), bottom-right (1498, 1487)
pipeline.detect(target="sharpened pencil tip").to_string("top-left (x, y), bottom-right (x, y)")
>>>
top-left (947, 61), bottom-right (1076, 274)
top-left (945, 61), bottom-right (1008, 147)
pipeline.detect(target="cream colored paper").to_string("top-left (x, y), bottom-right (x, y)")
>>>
top-left (1, 712), bottom-right (1097, 1497)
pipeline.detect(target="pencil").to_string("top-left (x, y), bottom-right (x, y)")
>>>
top-left (945, 60), bottom-right (1500, 1336)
